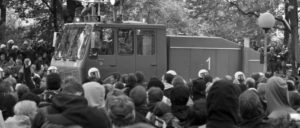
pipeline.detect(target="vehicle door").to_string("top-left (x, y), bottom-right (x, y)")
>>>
top-left (116, 29), bottom-right (135, 74)
top-left (135, 29), bottom-right (157, 79)
top-left (92, 28), bottom-right (116, 78)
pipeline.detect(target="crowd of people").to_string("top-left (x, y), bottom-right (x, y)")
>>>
top-left (0, 39), bottom-right (300, 128)
top-left (0, 59), bottom-right (300, 128)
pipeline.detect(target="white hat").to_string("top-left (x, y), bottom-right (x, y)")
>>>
top-left (198, 69), bottom-right (208, 78)
top-left (47, 66), bottom-right (58, 75)
top-left (0, 44), bottom-right (6, 49)
top-left (88, 67), bottom-right (101, 79)
top-left (12, 45), bottom-right (19, 50)
top-left (166, 70), bottom-right (177, 76)
top-left (234, 71), bottom-right (245, 80)
top-left (7, 40), bottom-right (14, 44)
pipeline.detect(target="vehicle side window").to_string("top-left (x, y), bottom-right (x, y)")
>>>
top-left (137, 30), bottom-right (155, 55)
top-left (94, 28), bottom-right (114, 55)
top-left (118, 29), bottom-right (134, 55)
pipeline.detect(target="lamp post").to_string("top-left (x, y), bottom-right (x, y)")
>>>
top-left (257, 12), bottom-right (276, 73)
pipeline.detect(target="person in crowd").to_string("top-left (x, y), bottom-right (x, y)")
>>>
top-left (107, 94), bottom-right (151, 127)
top-left (121, 73), bottom-right (129, 84)
top-left (239, 89), bottom-right (273, 128)
top-left (32, 77), bottom-right (86, 128)
top-left (289, 92), bottom-right (300, 111)
top-left (265, 76), bottom-right (295, 119)
top-left (198, 69), bottom-right (209, 79)
top-left (103, 72), bottom-right (121, 85)
top-left (191, 78), bottom-right (206, 101)
top-left (162, 70), bottom-right (176, 99)
top-left (114, 82), bottom-right (125, 90)
top-left (234, 71), bottom-right (247, 93)
top-left (46, 66), bottom-right (58, 75)
top-left (124, 73), bottom-right (138, 95)
top-left (5, 100), bottom-right (37, 128)
top-left (246, 77), bottom-right (256, 89)
top-left (257, 83), bottom-right (268, 111)
top-left (85, 67), bottom-right (101, 83)
top-left (15, 83), bottom-right (30, 100)
top-left (170, 84), bottom-right (194, 127)
top-left (171, 75), bottom-right (187, 88)
top-left (151, 101), bottom-right (180, 128)
top-left (204, 80), bottom-right (240, 128)
top-left (135, 71), bottom-right (146, 87)
top-left (148, 77), bottom-right (165, 91)
top-left (147, 87), bottom-right (164, 114)
top-left (38, 73), bottom-right (61, 107)
top-left (0, 52), bottom-right (7, 68)
top-left (20, 92), bottom-right (41, 105)
top-left (0, 81), bottom-right (17, 120)
top-left (45, 105), bottom-right (111, 128)
top-left (82, 81), bottom-right (106, 110)
top-left (129, 85), bottom-right (148, 116)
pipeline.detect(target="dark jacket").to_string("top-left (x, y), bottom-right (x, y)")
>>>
top-left (32, 93), bottom-right (88, 128)
top-left (206, 80), bottom-right (240, 128)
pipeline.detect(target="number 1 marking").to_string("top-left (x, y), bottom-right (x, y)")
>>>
top-left (206, 57), bottom-right (211, 70)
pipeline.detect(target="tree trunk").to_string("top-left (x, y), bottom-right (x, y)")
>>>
top-left (0, 0), bottom-right (6, 43)
top-left (284, 0), bottom-right (290, 46)
top-left (52, 0), bottom-right (59, 32)
top-left (289, 0), bottom-right (298, 75)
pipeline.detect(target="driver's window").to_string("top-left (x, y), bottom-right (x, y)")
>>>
top-left (94, 28), bottom-right (114, 55)
top-left (118, 29), bottom-right (134, 55)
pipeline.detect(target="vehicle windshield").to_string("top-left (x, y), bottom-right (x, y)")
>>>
top-left (54, 25), bottom-right (92, 60)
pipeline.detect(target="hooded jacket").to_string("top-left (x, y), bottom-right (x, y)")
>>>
top-left (32, 93), bottom-right (88, 128)
top-left (206, 80), bottom-right (240, 128)
top-left (82, 82), bottom-right (106, 109)
top-left (265, 76), bottom-right (296, 119)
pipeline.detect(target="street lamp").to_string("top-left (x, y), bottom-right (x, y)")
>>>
top-left (257, 12), bottom-right (276, 73)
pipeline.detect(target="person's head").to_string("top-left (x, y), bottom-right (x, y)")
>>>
top-left (224, 75), bottom-right (233, 81)
top-left (62, 76), bottom-right (80, 88)
top-left (83, 82), bottom-right (105, 108)
top-left (47, 66), bottom-right (58, 75)
top-left (171, 75), bottom-right (186, 88)
top-left (287, 80), bottom-right (296, 91)
top-left (107, 95), bottom-right (136, 127)
top-left (126, 73), bottom-right (137, 87)
top-left (88, 67), bottom-right (101, 79)
top-left (290, 92), bottom-right (300, 110)
top-left (0, 80), bottom-right (14, 93)
top-left (198, 69), bottom-right (209, 78)
top-left (234, 71), bottom-right (246, 84)
top-left (153, 101), bottom-right (171, 117)
top-left (265, 76), bottom-right (290, 114)
top-left (170, 85), bottom-right (189, 106)
top-left (164, 72), bottom-right (176, 84)
top-left (0, 67), bottom-right (4, 79)
top-left (62, 79), bottom-right (84, 96)
top-left (121, 74), bottom-right (129, 84)
top-left (239, 89), bottom-right (264, 121)
top-left (191, 79), bottom-right (206, 101)
top-left (0, 53), bottom-right (5, 60)
top-left (14, 100), bottom-right (38, 120)
top-left (20, 92), bottom-right (41, 105)
top-left (16, 84), bottom-right (30, 99)
top-left (148, 87), bottom-right (163, 104)
top-left (245, 78), bottom-right (256, 89)
top-left (46, 73), bottom-right (61, 90)
top-left (114, 82), bottom-right (125, 90)
top-left (206, 80), bottom-right (239, 125)
top-left (135, 71), bottom-right (145, 84)
top-left (147, 77), bottom-right (164, 91)
top-left (129, 86), bottom-right (147, 106)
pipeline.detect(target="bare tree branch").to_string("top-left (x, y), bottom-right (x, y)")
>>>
top-left (41, 0), bottom-right (55, 14)
top-left (226, 0), bottom-right (291, 33)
